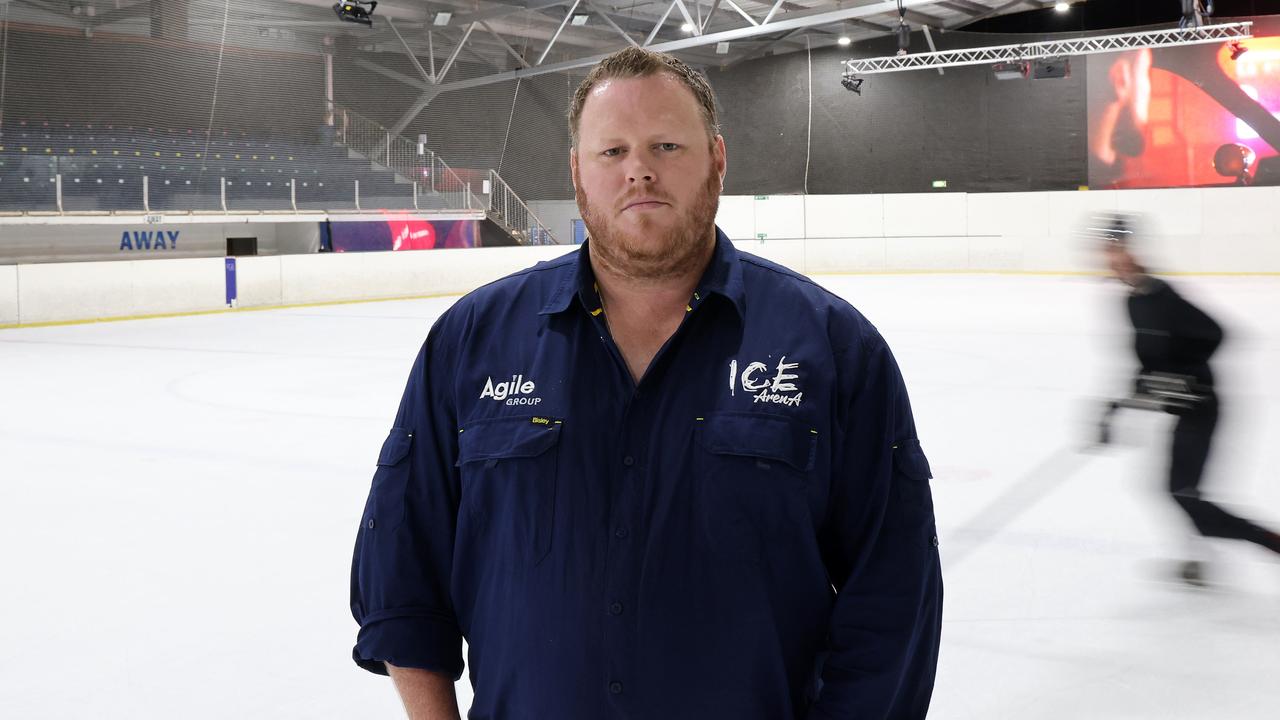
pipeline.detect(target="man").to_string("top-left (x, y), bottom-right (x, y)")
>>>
top-left (351, 47), bottom-right (942, 719)
top-left (1099, 214), bottom-right (1280, 585)
top-left (1089, 48), bottom-right (1152, 188)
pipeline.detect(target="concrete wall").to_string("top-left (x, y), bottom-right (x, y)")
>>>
top-left (527, 200), bottom-right (581, 245)
top-left (4, 187), bottom-right (1278, 327)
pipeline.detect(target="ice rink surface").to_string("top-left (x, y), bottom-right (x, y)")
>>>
top-left (2, 268), bottom-right (1277, 718)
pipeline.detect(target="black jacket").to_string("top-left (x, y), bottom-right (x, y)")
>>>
top-left (1127, 277), bottom-right (1223, 389)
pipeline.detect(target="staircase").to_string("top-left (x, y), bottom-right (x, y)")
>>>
top-left (329, 103), bottom-right (559, 245)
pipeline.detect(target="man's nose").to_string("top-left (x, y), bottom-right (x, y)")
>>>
top-left (624, 155), bottom-right (655, 183)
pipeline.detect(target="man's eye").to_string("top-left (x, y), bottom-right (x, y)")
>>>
top-left (602, 148), bottom-right (622, 157)
top-left (657, 143), bottom-right (679, 152)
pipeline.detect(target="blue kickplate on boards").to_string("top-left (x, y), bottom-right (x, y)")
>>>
top-left (225, 257), bottom-right (237, 307)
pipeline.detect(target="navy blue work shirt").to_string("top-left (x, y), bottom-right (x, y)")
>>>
top-left (351, 229), bottom-right (943, 719)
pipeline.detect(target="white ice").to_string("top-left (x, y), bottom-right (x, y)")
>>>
top-left (2, 270), bottom-right (1277, 718)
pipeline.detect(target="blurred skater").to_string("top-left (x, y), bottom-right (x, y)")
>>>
top-left (1096, 213), bottom-right (1280, 586)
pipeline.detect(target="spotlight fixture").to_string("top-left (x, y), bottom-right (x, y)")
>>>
top-left (1033, 56), bottom-right (1070, 79)
top-left (837, 36), bottom-right (851, 47)
top-left (1054, 2), bottom-right (1070, 12)
top-left (681, 22), bottom-right (693, 33)
top-left (992, 60), bottom-right (1029, 80)
top-left (1228, 40), bottom-right (1248, 60)
top-left (1180, 0), bottom-right (1211, 29)
top-left (895, 0), bottom-right (909, 56)
top-left (571, 13), bottom-right (589, 26)
top-left (333, 0), bottom-right (376, 26)
top-left (841, 69), bottom-right (864, 95)
top-left (433, 11), bottom-right (451, 26)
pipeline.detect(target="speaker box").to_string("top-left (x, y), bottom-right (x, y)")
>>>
top-left (1033, 57), bottom-right (1070, 79)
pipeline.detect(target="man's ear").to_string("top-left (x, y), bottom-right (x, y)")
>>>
top-left (713, 135), bottom-right (727, 188)
top-left (569, 147), bottom-right (580, 190)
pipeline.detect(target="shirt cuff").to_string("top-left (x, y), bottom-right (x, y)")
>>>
top-left (353, 610), bottom-right (464, 680)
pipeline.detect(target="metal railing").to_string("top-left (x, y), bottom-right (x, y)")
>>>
top-left (486, 170), bottom-right (557, 246)
top-left (330, 101), bottom-right (480, 212)
top-left (5, 154), bottom-right (425, 214)
top-left (27, 168), bottom-right (331, 214)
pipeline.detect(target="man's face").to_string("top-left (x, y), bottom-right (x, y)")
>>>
top-left (1104, 244), bottom-right (1140, 284)
top-left (571, 73), bottom-right (727, 280)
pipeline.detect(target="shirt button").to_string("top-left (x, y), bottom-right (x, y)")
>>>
top-left (931, 535), bottom-right (940, 547)
top-left (609, 601), bottom-right (624, 615)
top-left (367, 518), bottom-right (376, 530)
top-left (609, 681), bottom-right (624, 694)
top-left (614, 527), bottom-right (629, 539)
top-left (622, 455), bottom-right (635, 467)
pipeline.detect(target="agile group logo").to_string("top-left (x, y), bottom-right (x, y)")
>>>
top-left (480, 374), bottom-right (543, 406)
top-left (728, 356), bottom-right (803, 407)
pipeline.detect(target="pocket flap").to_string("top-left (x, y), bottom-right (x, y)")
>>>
top-left (377, 427), bottom-right (413, 467)
top-left (696, 412), bottom-right (816, 472)
top-left (893, 439), bottom-right (933, 481)
top-left (457, 415), bottom-right (563, 465)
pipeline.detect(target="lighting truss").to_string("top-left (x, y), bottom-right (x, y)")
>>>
top-left (843, 21), bottom-right (1253, 75)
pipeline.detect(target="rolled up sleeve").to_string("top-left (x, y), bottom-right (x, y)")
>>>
top-left (351, 326), bottom-right (465, 679)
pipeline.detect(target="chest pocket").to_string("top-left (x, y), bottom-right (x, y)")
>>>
top-left (457, 415), bottom-right (562, 567)
top-left (695, 412), bottom-right (817, 563)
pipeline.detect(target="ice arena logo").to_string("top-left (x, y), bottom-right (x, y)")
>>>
top-left (480, 374), bottom-right (542, 406)
top-left (728, 356), bottom-right (803, 408)
top-left (119, 230), bottom-right (179, 251)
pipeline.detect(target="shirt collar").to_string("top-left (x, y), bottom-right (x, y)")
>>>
top-left (538, 226), bottom-right (745, 319)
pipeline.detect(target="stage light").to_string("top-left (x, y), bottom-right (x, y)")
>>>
top-left (837, 36), bottom-right (851, 47)
top-left (1180, 0), bottom-right (1209, 29)
top-left (841, 69), bottom-right (863, 95)
top-left (1054, 2), bottom-right (1070, 12)
top-left (681, 22), bottom-right (693, 33)
top-left (333, 0), bottom-right (376, 26)
top-left (1033, 56), bottom-right (1070, 79)
top-left (434, 11), bottom-right (451, 26)
top-left (893, 0), bottom-right (909, 56)
top-left (571, 14), bottom-right (589, 26)
top-left (992, 61), bottom-right (1029, 80)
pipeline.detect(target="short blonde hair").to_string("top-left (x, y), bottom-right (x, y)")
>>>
top-left (568, 47), bottom-right (720, 148)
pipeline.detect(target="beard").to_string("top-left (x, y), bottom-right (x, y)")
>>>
top-left (576, 164), bottom-right (721, 282)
